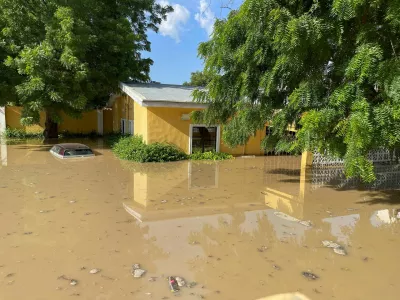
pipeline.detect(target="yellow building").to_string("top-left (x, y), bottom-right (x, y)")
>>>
top-left (0, 106), bottom-right (114, 136)
top-left (114, 82), bottom-right (268, 155)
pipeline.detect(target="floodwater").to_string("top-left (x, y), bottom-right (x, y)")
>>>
top-left (0, 140), bottom-right (400, 300)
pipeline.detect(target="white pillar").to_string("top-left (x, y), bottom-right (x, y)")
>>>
top-left (1, 143), bottom-right (7, 166)
top-left (97, 109), bottom-right (104, 136)
top-left (0, 107), bottom-right (5, 136)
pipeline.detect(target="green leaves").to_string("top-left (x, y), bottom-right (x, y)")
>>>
top-left (194, 0), bottom-right (400, 182)
top-left (0, 0), bottom-right (170, 130)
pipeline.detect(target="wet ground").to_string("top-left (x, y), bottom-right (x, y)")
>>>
top-left (0, 140), bottom-right (400, 300)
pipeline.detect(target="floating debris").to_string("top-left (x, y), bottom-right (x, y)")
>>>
top-left (322, 240), bottom-right (341, 248)
top-left (187, 282), bottom-right (197, 288)
top-left (322, 240), bottom-right (347, 256)
top-left (169, 276), bottom-right (180, 292)
top-left (272, 265), bottom-right (281, 270)
top-left (148, 277), bottom-right (157, 282)
top-left (299, 220), bottom-right (313, 227)
top-left (333, 246), bottom-right (347, 256)
top-left (132, 264), bottom-right (146, 278)
top-left (175, 276), bottom-right (186, 287)
top-left (89, 268), bottom-right (101, 274)
top-left (23, 232), bottom-right (33, 235)
top-left (257, 245), bottom-right (268, 252)
top-left (302, 271), bottom-right (319, 280)
top-left (161, 200), bottom-right (168, 204)
top-left (70, 280), bottom-right (78, 286)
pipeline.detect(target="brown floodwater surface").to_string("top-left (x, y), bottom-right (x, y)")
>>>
top-left (0, 140), bottom-right (400, 300)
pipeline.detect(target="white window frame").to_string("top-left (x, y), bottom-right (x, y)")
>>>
top-left (189, 124), bottom-right (221, 154)
top-left (128, 120), bottom-right (134, 135)
top-left (121, 119), bottom-right (127, 134)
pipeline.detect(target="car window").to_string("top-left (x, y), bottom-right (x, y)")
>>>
top-left (64, 149), bottom-right (93, 156)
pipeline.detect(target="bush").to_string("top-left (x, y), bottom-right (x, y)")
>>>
top-left (139, 143), bottom-right (188, 162)
top-left (2, 128), bottom-right (43, 139)
top-left (112, 135), bottom-right (146, 161)
top-left (190, 151), bottom-right (233, 161)
top-left (112, 135), bottom-right (187, 162)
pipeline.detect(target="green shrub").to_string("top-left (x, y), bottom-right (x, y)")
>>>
top-left (111, 135), bottom-right (187, 162)
top-left (112, 135), bottom-right (146, 161)
top-left (190, 151), bottom-right (234, 161)
top-left (139, 143), bottom-right (188, 162)
top-left (2, 128), bottom-right (43, 139)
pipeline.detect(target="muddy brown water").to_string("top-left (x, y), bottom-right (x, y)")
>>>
top-left (0, 140), bottom-right (400, 300)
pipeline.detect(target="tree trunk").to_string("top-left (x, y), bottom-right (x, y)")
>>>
top-left (44, 112), bottom-right (58, 139)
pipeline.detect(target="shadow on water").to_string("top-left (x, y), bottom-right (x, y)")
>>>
top-left (357, 190), bottom-right (400, 205)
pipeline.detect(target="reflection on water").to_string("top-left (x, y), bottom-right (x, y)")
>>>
top-left (0, 141), bottom-right (400, 300)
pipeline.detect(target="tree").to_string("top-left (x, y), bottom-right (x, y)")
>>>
top-left (193, 0), bottom-right (400, 182)
top-left (183, 71), bottom-right (212, 87)
top-left (0, 0), bottom-right (172, 138)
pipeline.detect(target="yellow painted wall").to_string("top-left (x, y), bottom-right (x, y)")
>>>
top-left (59, 111), bottom-right (98, 133)
top-left (133, 102), bottom-right (148, 142)
top-left (103, 110), bottom-right (113, 134)
top-left (5, 107), bottom-right (45, 133)
top-left (144, 105), bottom-right (265, 155)
top-left (6, 106), bottom-right (102, 134)
top-left (112, 95), bottom-right (134, 132)
top-left (147, 107), bottom-right (196, 153)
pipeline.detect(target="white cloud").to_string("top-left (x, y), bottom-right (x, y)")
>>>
top-left (158, 1), bottom-right (190, 43)
top-left (195, 0), bottom-right (215, 36)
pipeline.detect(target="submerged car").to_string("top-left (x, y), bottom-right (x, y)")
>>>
top-left (50, 143), bottom-right (95, 159)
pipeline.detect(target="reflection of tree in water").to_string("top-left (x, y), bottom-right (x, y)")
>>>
top-left (186, 212), bottom-right (281, 295)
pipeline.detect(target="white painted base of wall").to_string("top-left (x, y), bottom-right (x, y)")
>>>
top-left (1, 144), bottom-right (7, 166)
top-left (0, 107), bottom-right (5, 135)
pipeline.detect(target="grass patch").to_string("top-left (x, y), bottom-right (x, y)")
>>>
top-left (190, 151), bottom-right (233, 161)
top-left (2, 128), bottom-right (44, 139)
top-left (112, 135), bottom-right (187, 162)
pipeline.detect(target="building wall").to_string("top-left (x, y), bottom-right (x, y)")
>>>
top-left (147, 107), bottom-right (197, 153)
top-left (112, 95), bottom-right (134, 133)
top-left (144, 105), bottom-right (265, 155)
top-left (5, 107), bottom-right (46, 133)
top-left (58, 111), bottom-right (98, 133)
top-left (134, 102), bottom-right (148, 142)
top-left (103, 110), bottom-right (114, 134)
top-left (5, 106), bottom-right (104, 134)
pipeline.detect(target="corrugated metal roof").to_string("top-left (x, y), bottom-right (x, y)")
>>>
top-left (121, 83), bottom-right (200, 102)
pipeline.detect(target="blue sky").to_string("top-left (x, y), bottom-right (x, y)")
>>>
top-left (144, 0), bottom-right (241, 85)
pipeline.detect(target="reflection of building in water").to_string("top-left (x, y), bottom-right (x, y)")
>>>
top-left (370, 209), bottom-right (399, 227)
top-left (0, 141), bottom-right (7, 166)
top-left (323, 214), bottom-right (360, 244)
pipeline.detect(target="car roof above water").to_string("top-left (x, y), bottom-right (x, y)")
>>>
top-left (55, 143), bottom-right (91, 150)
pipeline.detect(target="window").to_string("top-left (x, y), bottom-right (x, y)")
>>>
top-left (128, 120), bottom-right (134, 135)
top-left (189, 125), bottom-right (220, 154)
top-left (121, 119), bottom-right (127, 134)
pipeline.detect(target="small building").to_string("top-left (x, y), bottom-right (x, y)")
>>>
top-left (0, 82), bottom-right (295, 156)
top-left (113, 82), bottom-right (267, 155)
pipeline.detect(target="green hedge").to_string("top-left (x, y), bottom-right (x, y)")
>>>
top-left (112, 135), bottom-right (188, 162)
top-left (2, 128), bottom-right (44, 139)
top-left (112, 136), bottom-right (234, 163)
top-left (189, 151), bottom-right (233, 161)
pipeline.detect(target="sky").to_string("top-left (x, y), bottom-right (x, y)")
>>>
top-left (144, 0), bottom-right (241, 85)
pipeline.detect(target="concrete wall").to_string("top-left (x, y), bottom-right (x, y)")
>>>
top-left (112, 94), bottom-right (134, 133)
top-left (5, 106), bottom-right (105, 134)
top-left (134, 101), bottom-right (148, 142)
top-left (5, 107), bottom-right (46, 133)
top-left (147, 107), bottom-right (197, 153)
top-left (103, 110), bottom-right (114, 134)
top-left (59, 111), bottom-right (98, 133)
